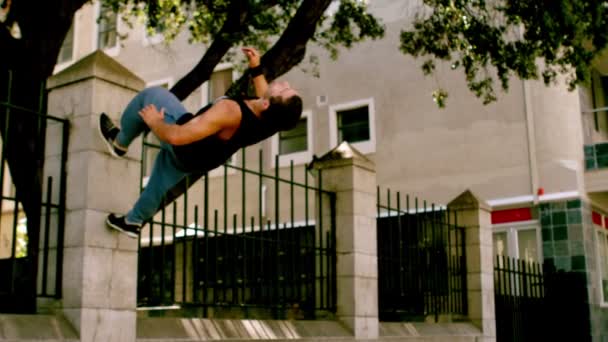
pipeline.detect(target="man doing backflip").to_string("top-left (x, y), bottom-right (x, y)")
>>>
top-left (98, 47), bottom-right (302, 238)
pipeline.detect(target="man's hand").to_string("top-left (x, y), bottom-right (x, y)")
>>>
top-left (139, 104), bottom-right (165, 126)
top-left (242, 47), bottom-right (260, 68)
top-left (242, 47), bottom-right (267, 97)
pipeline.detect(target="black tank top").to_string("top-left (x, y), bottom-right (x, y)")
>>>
top-left (172, 97), bottom-right (273, 172)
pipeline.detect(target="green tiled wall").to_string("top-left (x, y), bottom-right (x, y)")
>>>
top-left (540, 199), bottom-right (586, 272)
top-left (539, 199), bottom-right (608, 341)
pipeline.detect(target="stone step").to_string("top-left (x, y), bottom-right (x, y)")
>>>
top-left (0, 314), bottom-right (78, 341)
top-left (136, 318), bottom-right (481, 341)
top-left (135, 338), bottom-right (478, 342)
top-left (0, 314), bottom-right (482, 341)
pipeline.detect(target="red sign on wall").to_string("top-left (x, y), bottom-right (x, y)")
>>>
top-left (593, 211), bottom-right (602, 226)
top-left (491, 208), bottom-right (532, 224)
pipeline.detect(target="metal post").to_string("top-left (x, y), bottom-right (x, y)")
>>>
top-left (41, 178), bottom-right (53, 296)
top-left (55, 121), bottom-right (69, 298)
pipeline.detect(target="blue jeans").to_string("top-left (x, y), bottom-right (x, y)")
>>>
top-left (116, 86), bottom-right (190, 225)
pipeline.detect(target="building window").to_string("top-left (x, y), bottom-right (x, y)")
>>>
top-left (98, 4), bottom-right (118, 50)
top-left (597, 229), bottom-right (608, 304)
top-left (208, 68), bottom-right (233, 102)
top-left (591, 71), bottom-right (608, 133)
top-left (329, 98), bottom-right (376, 154)
top-left (280, 117), bottom-right (307, 155)
top-left (57, 20), bottom-right (74, 64)
top-left (337, 106), bottom-right (369, 144)
top-left (493, 221), bottom-right (541, 265)
top-left (272, 111), bottom-right (313, 167)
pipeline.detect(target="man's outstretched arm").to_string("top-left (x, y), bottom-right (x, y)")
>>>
top-left (138, 101), bottom-right (240, 145)
top-left (242, 47), bottom-right (268, 97)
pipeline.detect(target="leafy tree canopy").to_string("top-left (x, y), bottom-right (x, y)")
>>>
top-left (401, 0), bottom-right (608, 107)
top-left (99, 0), bottom-right (384, 98)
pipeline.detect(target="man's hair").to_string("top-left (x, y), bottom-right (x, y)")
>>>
top-left (263, 95), bottom-right (303, 131)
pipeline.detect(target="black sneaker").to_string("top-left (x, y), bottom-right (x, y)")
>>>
top-left (106, 213), bottom-right (141, 238)
top-left (98, 113), bottom-right (127, 158)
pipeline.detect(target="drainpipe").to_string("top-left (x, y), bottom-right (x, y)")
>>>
top-left (523, 79), bottom-right (541, 204)
top-left (518, 24), bottom-right (541, 205)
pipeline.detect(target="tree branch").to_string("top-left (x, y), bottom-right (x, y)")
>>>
top-left (170, 0), bottom-right (250, 100)
top-left (227, 0), bottom-right (334, 96)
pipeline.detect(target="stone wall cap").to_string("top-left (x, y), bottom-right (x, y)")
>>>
top-left (48, 50), bottom-right (145, 91)
top-left (447, 189), bottom-right (491, 211)
top-left (309, 141), bottom-right (375, 171)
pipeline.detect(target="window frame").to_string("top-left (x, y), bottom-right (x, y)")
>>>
top-left (57, 19), bottom-right (76, 65)
top-left (595, 225), bottom-right (608, 307)
top-left (492, 220), bottom-right (542, 262)
top-left (328, 98), bottom-right (376, 154)
top-left (271, 110), bottom-right (313, 167)
top-left (204, 63), bottom-right (238, 105)
top-left (590, 70), bottom-right (608, 134)
top-left (94, 0), bottom-right (120, 56)
top-left (54, 18), bottom-right (78, 73)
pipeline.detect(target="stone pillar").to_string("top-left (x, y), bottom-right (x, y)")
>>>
top-left (46, 51), bottom-right (145, 342)
top-left (447, 190), bottom-right (495, 342)
top-left (311, 142), bottom-right (378, 339)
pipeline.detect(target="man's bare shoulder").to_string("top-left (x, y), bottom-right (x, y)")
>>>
top-left (192, 98), bottom-right (241, 128)
top-left (213, 98), bottom-right (242, 123)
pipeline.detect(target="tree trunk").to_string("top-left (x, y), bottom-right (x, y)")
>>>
top-left (227, 0), bottom-right (333, 96)
top-left (0, 0), bottom-right (83, 313)
top-left (0, 67), bottom-right (45, 313)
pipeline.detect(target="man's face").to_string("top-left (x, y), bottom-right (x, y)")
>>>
top-left (266, 81), bottom-right (298, 101)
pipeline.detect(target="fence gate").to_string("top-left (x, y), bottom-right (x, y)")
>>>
top-left (494, 256), bottom-right (546, 342)
top-left (377, 188), bottom-right (467, 322)
top-left (0, 73), bottom-right (69, 313)
top-left (494, 256), bottom-right (591, 342)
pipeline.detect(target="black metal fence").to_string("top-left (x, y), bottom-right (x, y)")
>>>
top-left (137, 139), bottom-right (336, 319)
top-left (494, 256), bottom-right (591, 342)
top-left (0, 71), bottom-right (70, 313)
top-left (494, 256), bottom-right (545, 342)
top-left (377, 188), bottom-right (467, 322)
